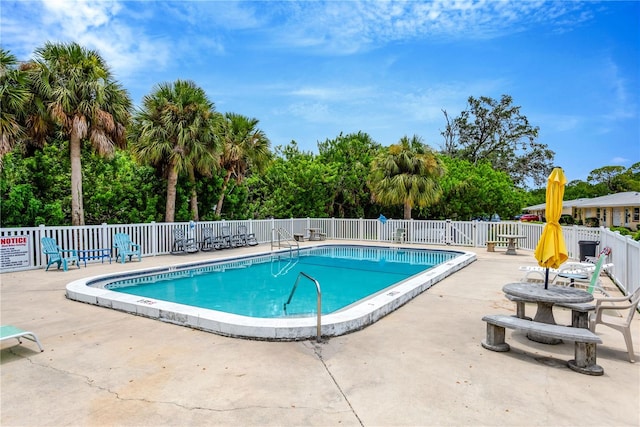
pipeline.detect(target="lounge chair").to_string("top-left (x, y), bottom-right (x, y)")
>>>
top-left (199, 227), bottom-right (215, 252)
top-left (589, 287), bottom-right (640, 363)
top-left (170, 227), bottom-right (198, 254)
top-left (113, 233), bottom-right (142, 263)
top-left (519, 262), bottom-right (596, 283)
top-left (41, 237), bottom-right (79, 271)
top-left (1, 325), bottom-right (44, 352)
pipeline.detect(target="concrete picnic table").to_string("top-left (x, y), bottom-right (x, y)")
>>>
top-left (497, 234), bottom-right (527, 255)
top-left (502, 282), bottom-right (593, 344)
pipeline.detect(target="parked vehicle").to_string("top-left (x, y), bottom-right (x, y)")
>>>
top-left (519, 214), bottom-right (539, 222)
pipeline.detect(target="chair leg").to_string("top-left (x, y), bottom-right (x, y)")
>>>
top-left (622, 330), bottom-right (636, 363)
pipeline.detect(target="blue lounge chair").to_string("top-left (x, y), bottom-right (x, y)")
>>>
top-left (113, 233), bottom-right (141, 264)
top-left (41, 237), bottom-right (79, 271)
top-left (1, 325), bottom-right (44, 352)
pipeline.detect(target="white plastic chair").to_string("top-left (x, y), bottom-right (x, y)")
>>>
top-left (589, 287), bottom-right (640, 363)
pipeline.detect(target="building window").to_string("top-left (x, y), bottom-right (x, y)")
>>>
top-left (634, 208), bottom-right (639, 222)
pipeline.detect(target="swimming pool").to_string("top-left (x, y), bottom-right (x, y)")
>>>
top-left (66, 244), bottom-right (476, 340)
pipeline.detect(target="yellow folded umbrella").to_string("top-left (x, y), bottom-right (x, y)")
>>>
top-left (534, 168), bottom-right (568, 287)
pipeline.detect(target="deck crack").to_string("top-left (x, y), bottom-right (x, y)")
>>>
top-left (311, 341), bottom-right (365, 427)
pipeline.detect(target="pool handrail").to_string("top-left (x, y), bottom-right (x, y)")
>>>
top-left (284, 271), bottom-right (322, 342)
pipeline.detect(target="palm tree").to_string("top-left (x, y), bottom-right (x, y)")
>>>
top-left (129, 80), bottom-right (219, 222)
top-left (368, 135), bottom-right (445, 219)
top-left (0, 49), bottom-right (32, 167)
top-left (214, 113), bottom-right (271, 216)
top-left (25, 42), bottom-right (131, 225)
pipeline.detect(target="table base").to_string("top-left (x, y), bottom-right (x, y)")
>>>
top-left (527, 331), bottom-right (562, 345)
top-left (528, 301), bottom-right (562, 345)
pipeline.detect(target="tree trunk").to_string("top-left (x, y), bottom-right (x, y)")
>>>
top-left (215, 170), bottom-right (233, 216)
top-left (165, 160), bottom-right (178, 222)
top-left (189, 167), bottom-right (199, 221)
top-left (403, 199), bottom-right (412, 219)
top-left (70, 133), bottom-right (85, 225)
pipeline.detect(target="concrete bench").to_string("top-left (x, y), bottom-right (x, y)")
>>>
top-left (555, 302), bottom-right (596, 328)
top-left (486, 241), bottom-right (507, 252)
top-left (481, 314), bottom-right (603, 375)
top-left (293, 233), bottom-right (304, 242)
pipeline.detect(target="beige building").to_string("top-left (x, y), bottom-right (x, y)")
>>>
top-left (524, 191), bottom-right (640, 229)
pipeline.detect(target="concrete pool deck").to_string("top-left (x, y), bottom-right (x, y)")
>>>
top-left (1, 241), bottom-right (639, 426)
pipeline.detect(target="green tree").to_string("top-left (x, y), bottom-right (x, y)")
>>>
top-left (441, 94), bottom-right (553, 187)
top-left (427, 156), bottom-right (526, 220)
top-left (588, 165), bottom-right (640, 193)
top-left (129, 80), bottom-right (219, 222)
top-left (0, 49), bottom-right (32, 165)
top-left (317, 131), bottom-right (381, 218)
top-left (215, 113), bottom-right (271, 217)
top-left (25, 42), bottom-right (132, 225)
top-left (0, 146), bottom-right (68, 226)
top-left (246, 142), bottom-right (335, 219)
top-left (368, 135), bottom-right (445, 219)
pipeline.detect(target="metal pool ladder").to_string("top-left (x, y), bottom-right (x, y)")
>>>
top-left (283, 272), bottom-right (322, 342)
top-left (271, 227), bottom-right (300, 256)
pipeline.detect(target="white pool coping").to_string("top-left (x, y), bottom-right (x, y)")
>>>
top-left (66, 244), bottom-right (476, 340)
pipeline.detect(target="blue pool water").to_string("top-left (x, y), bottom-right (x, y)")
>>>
top-left (105, 245), bottom-right (457, 318)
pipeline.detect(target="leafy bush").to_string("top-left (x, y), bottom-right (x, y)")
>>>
top-left (610, 226), bottom-right (631, 236)
top-left (585, 217), bottom-right (599, 227)
top-left (559, 214), bottom-right (574, 225)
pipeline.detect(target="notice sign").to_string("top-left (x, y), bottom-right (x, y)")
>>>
top-left (0, 236), bottom-right (30, 270)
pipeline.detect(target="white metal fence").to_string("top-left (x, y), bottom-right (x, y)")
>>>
top-left (1, 218), bottom-right (638, 295)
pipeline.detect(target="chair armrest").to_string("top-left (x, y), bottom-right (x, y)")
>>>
top-left (594, 296), bottom-right (635, 312)
top-left (60, 249), bottom-right (78, 256)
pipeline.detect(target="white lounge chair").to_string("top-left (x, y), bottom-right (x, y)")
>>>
top-left (1, 325), bottom-right (44, 352)
top-left (519, 262), bottom-right (596, 283)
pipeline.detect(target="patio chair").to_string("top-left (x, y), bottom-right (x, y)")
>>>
top-left (234, 225), bottom-right (258, 247)
top-left (113, 233), bottom-right (142, 263)
top-left (41, 237), bottom-right (79, 271)
top-left (214, 225), bottom-right (233, 249)
top-left (589, 287), bottom-right (640, 363)
top-left (170, 227), bottom-right (198, 254)
top-left (1, 325), bottom-right (44, 352)
top-left (393, 228), bottom-right (406, 243)
top-left (199, 227), bottom-right (215, 252)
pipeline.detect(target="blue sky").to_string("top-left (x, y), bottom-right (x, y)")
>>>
top-left (2, 0), bottom-right (639, 186)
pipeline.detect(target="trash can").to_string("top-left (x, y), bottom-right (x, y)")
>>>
top-left (578, 240), bottom-right (599, 262)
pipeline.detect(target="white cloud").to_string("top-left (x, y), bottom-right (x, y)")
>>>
top-left (3, 0), bottom-right (172, 79)
top-left (260, 0), bottom-right (593, 54)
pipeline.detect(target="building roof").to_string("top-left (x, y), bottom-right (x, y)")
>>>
top-left (572, 191), bottom-right (640, 208)
top-left (524, 192), bottom-right (640, 211)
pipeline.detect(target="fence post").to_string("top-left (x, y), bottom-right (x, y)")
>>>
top-left (151, 221), bottom-right (157, 257)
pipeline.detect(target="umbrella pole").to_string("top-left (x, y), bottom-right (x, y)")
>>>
top-left (544, 268), bottom-right (549, 289)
